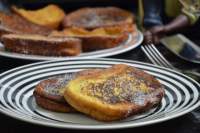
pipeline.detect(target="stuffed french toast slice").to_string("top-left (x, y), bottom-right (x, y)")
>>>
top-left (63, 64), bottom-right (165, 121)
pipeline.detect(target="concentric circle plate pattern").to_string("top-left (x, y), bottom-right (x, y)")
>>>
top-left (0, 58), bottom-right (200, 130)
top-left (0, 31), bottom-right (143, 61)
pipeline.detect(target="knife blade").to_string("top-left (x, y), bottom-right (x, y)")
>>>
top-left (161, 34), bottom-right (200, 64)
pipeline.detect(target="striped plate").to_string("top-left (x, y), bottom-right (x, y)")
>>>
top-left (0, 31), bottom-right (143, 61)
top-left (0, 58), bottom-right (200, 130)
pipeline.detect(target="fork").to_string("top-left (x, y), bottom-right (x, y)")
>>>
top-left (141, 44), bottom-right (200, 119)
top-left (141, 44), bottom-right (200, 78)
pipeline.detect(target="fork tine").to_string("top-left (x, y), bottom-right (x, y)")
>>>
top-left (141, 45), bottom-right (162, 66)
top-left (142, 44), bottom-right (169, 67)
top-left (141, 44), bottom-right (174, 69)
top-left (145, 45), bottom-right (169, 68)
top-left (142, 44), bottom-right (200, 80)
top-left (148, 44), bottom-right (175, 69)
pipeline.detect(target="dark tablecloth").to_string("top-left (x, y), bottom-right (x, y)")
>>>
top-left (0, 44), bottom-right (200, 133)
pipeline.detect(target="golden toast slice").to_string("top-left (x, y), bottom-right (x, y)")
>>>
top-left (62, 7), bottom-right (134, 30)
top-left (63, 64), bottom-right (165, 121)
top-left (12, 4), bottom-right (65, 29)
top-left (1, 34), bottom-right (82, 56)
top-left (50, 24), bottom-right (135, 51)
top-left (0, 11), bottom-right (52, 37)
top-left (34, 74), bottom-right (76, 112)
top-left (34, 69), bottom-right (103, 112)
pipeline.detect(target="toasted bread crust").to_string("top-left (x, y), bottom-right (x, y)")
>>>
top-left (1, 34), bottom-right (82, 56)
top-left (34, 76), bottom-right (68, 103)
top-left (50, 25), bottom-right (135, 51)
top-left (34, 93), bottom-right (75, 112)
top-left (64, 64), bottom-right (164, 121)
top-left (62, 7), bottom-right (134, 30)
top-left (0, 12), bottom-right (51, 37)
top-left (51, 31), bottom-right (129, 52)
top-left (34, 70), bottom-right (103, 112)
top-left (80, 33), bottom-right (128, 51)
top-left (33, 75), bottom-right (76, 112)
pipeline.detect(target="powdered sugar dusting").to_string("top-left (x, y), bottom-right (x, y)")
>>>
top-left (43, 73), bottom-right (76, 96)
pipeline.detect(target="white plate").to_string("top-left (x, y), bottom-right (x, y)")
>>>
top-left (0, 58), bottom-right (199, 130)
top-left (0, 31), bottom-right (143, 61)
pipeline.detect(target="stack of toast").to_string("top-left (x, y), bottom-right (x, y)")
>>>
top-left (34, 64), bottom-right (165, 121)
top-left (0, 5), bottom-right (136, 56)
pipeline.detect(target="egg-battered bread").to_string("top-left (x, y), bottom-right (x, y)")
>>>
top-left (1, 34), bottom-right (82, 56)
top-left (62, 7), bottom-right (134, 30)
top-left (0, 11), bottom-right (51, 38)
top-left (50, 24), bottom-right (135, 51)
top-left (34, 69), bottom-right (103, 112)
top-left (12, 5), bottom-right (65, 29)
top-left (63, 64), bottom-right (164, 121)
top-left (34, 74), bottom-right (76, 112)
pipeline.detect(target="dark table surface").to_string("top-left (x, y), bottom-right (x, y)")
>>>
top-left (0, 43), bottom-right (200, 133)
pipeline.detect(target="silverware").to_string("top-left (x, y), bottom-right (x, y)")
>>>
top-left (141, 44), bottom-right (200, 81)
top-left (161, 34), bottom-right (200, 64)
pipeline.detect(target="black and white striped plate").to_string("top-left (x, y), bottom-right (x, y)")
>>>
top-left (0, 58), bottom-right (200, 130)
top-left (0, 31), bottom-right (143, 61)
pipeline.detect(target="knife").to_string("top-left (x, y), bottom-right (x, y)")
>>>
top-left (160, 34), bottom-right (200, 64)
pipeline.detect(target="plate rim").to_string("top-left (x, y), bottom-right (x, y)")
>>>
top-left (0, 31), bottom-right (143, 61)
top-left (0, 58), bottom-right (200, 130)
